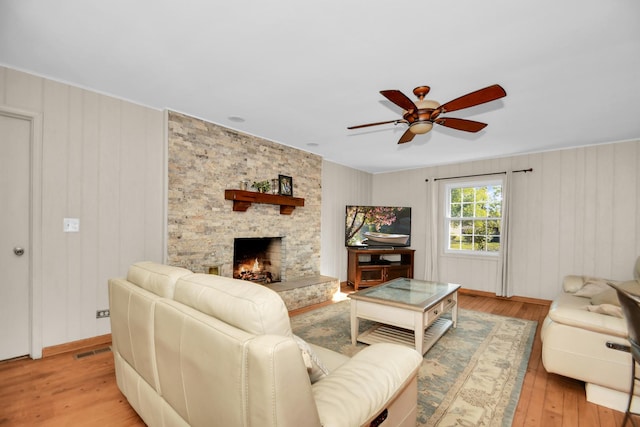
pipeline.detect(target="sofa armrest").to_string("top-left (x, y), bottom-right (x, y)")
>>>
top-left (312, 343), bottom-right (422, 427)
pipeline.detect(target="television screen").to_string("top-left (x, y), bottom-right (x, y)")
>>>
top-left (345, 205), bottom-right (411, 248)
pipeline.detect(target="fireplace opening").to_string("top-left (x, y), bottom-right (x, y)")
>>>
top-left (233, 237), bottom-right (282, 284)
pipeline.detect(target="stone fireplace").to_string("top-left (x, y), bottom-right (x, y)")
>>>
top-left (166, 112), bottom-right (335, 310)
top-left (233, 237), bottom-right (282, 283)
top-left (167, 111), bottom-right (322, 279)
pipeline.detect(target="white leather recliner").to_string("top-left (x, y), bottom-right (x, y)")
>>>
top-left (109, 262), bottom-right (423, 427)
top-left (541, 257), bottom-right (640, 412)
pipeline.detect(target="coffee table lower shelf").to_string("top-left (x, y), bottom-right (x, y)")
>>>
top-left (356, 317), bottom-right (453, 354)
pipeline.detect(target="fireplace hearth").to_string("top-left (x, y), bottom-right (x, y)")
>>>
top-left (233, 237), bottom-right (282, 283)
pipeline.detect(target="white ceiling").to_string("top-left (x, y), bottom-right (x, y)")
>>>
top-left (1, 1), bottom-right (639, 173)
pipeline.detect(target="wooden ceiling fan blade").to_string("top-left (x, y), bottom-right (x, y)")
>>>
top-left (380, 90), bottom-right (418, 112)
top-left (347, 119), bottom-right (400, 130)
top-left (440, 84), bottom-right (507, 113)
top-left (435, 117), bottom-right (487, 132)
top-left (398, 128), bottom-right (416, 144)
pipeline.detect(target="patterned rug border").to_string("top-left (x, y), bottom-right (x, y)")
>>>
top-left (290, 300), bottom-right (537, 427)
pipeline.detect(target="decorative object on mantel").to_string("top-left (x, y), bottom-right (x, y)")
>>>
top-left (224, 189), bottom-right (304, 215)
top-left (239, 180), bottom-right (249, 191)
top-left (279, 175), bottom-right (293, 196)
top-left (271, 178), bottom-right (279, 194)
top-left (252, 180), bottom-right (271, 193)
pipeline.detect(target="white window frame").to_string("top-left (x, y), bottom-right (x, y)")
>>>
top-left (443, 179), bottom-right (503, 257)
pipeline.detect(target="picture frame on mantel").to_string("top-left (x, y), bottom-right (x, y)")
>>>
top-left (279, 175), bottom-right (293, 196)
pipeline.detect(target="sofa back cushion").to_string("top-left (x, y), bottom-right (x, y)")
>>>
top-left (109, 262), bottom-right (192, 393)
top-left (154, 299), bottom-right (320, 427)
top-left (590, 280), bottom-right (640, 306)
top-left (127, 261), bottom-right (192, 298)
top-left (154, 300), bottom-right (250, 426)
top-left (173, 274), bottom-right (292, 337)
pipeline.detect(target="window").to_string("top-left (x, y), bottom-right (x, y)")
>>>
top-left (445, 181), bottom-right (502, 255)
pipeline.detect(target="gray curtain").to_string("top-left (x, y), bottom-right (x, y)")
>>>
top-left (424, 178), bottom-right (439, 281)
top-left (497, 171), bottom-right (513, 297)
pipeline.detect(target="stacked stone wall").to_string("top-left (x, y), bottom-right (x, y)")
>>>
top-left (167, 111), bottom-right (322, 280)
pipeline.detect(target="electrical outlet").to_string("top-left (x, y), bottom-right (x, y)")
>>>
top-left (96, 309), bottom-right (110, 319)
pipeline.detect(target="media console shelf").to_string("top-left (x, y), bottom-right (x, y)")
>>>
top-left (347, 248), bottom-right (415, 291)
top-left (224, 189), bottom-right (304, 215)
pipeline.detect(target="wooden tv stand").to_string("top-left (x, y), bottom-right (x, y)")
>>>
top-left (347, 248), bottom-right (415, 291)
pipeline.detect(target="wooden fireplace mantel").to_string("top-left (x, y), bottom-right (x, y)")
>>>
top-left (224, 189), bottom-right (305, 215)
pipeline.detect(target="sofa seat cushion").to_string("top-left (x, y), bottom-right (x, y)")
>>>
top-left (585, 303), bottom-right (623, 318)
top-left (308, 343), bottom-right (350, 372)
top-left (292, 335), bottom-right (330, 383)
top-left (173, 273), bottom-right (292, 337)
top-left (548, 293), bottom-right (627, 338)
top-left (127, 261), bottom-right (192, 298)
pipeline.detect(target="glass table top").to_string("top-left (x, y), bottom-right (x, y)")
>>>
top-left (348, 278), bottom-right (461, 309)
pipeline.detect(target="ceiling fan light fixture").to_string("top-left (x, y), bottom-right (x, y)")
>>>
top-left (410, 121), bottom-right (433, 135)
top-left (416, 99), bottom-right (440, 109)
top-left (348, 83), bottom-right (506, 143)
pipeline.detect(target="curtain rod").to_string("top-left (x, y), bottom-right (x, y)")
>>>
top-left (424, 168), bottom-right (533, 182)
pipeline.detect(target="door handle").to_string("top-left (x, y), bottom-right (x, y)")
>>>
top-left (14, 247), bottom-right (25, 256)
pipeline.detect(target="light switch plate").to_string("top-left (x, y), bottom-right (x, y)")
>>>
top-left (63, 218), bottom-right (80, 232)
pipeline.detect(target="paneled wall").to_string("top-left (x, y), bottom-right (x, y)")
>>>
top-left (2, 64), bottom-right (637, 350)
top-left (0, 67), bottom-right (165, 350)
top-left (320, 160), bottom-right (372, 280)
top-left (371, 140), bottom-right (640, 300)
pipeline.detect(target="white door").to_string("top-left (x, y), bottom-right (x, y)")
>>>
top-left (0, 112), bottom-right (31, 360)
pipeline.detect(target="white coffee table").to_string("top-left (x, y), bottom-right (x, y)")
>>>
top-left (349, 278), bottom-right (461, 355)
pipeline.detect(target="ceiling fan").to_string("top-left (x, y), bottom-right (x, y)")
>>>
top-left (348, 84), bottom-right (507, 144)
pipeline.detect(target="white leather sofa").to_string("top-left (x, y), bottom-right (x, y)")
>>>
top-left (541, 257), bottom-right (640, 411)
top-left (109, 262), bottom-right (423, 427)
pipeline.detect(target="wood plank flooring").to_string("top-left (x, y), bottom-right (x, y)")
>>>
top-left (459, 292), bottom-right (628, 427)
top-left (0, 289), bottom-right (635, 426)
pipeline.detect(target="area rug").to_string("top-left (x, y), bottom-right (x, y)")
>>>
top-left (290, 300), bottom-right (536, 427)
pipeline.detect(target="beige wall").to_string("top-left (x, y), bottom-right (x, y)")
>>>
top-left (0, 67), bottom-right (165, 350)
top-left (370, 140), bottom-right (640, 300)
top-left (320, 160), bottom-right (373, 280)
top-left (3, 65), bottom-right (638, 350)
top-left (166, 112), bottom-right (322, 280)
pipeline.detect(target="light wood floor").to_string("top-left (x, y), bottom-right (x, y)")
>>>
top-left (0, 289), bottom-right (635, 426)
top-left (458, 291), bottom-right (630, 427)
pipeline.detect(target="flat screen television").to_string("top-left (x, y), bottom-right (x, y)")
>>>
top-left (345, 205), bottom-right (411, 248)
